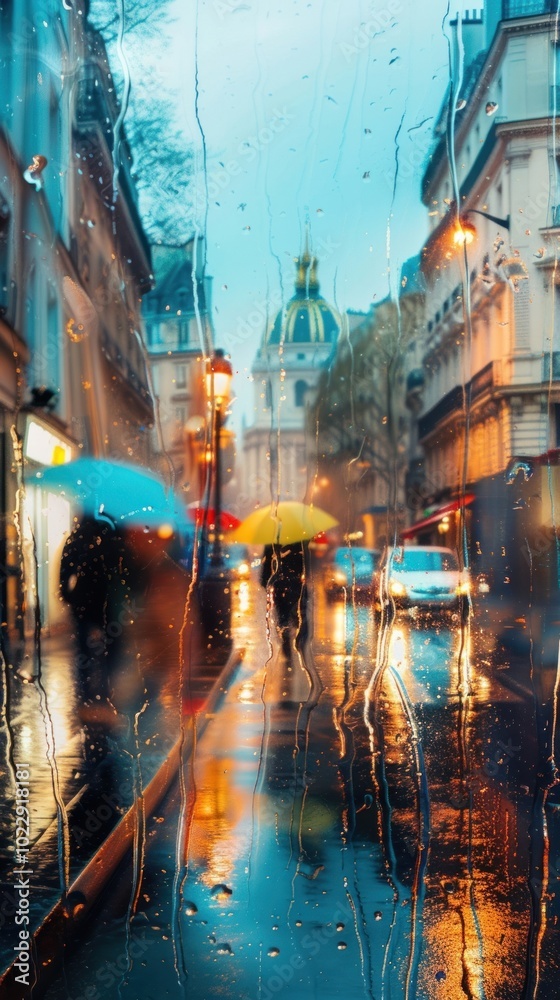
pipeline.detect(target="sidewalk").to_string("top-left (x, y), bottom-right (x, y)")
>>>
top-left (0, 619), bottom-right (239, 977)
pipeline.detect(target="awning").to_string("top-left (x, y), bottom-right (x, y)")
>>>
top-left (401, 493), bottom-right (475, 539)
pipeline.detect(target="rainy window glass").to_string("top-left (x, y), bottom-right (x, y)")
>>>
top-left (2, 1), bottom-right (560, 997)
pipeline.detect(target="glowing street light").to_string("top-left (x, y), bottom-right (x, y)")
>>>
top-left (198, 349), bottom-right (234, 648)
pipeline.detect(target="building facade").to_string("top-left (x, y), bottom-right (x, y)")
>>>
top-left (313, 257), bottom-right (425, 548)
top-left (406, 0), bottom-right (560, 554)
top-left (143, 238), bottom-right (214, 498)
top-left (0, 0), bottom-right (154, 638)
top-left (242, 250), bottom-right (341, 508)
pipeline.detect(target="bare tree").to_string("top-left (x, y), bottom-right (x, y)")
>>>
top-left (89, 0), bottom-right (195, 244)
top-left (311, 289), bottom-right (424, 533)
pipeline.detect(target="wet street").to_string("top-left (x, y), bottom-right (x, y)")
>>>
top-left (12, 572), bottom-right (556, 1000)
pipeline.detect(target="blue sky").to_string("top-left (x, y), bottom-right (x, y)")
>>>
top-left (129, 0), bottom-right (462, 430)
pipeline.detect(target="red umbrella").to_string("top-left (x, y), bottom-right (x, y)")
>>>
top-left (187, 503), bottom-right (241, 531)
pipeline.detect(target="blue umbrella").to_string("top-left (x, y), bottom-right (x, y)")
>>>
top-left (36, 458), bottom-right (191, 533)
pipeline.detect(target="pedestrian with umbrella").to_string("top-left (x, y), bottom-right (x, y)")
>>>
top-left (259, 540), bottom-right (310, 658)
top-left (229, 501), bottom-right (338, 659)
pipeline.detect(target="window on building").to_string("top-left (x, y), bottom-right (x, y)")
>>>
top-left (175, 363), bottom-right (187, 388)
top-left (503, 1), bottom-right (550, 18)
top-left (178, 319), bottom-right (189, 346)
top-left (295, 379), bottom-right (308, 407)
top-left (554, 404), bottom-right (560, 448)
top-left (146, 321), bottom-right (160, 347)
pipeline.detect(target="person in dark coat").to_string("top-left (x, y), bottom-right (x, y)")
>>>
top-left (59, 515), bottom-right (130, 707)
top-left (260, 541), bottom-right (310, 657)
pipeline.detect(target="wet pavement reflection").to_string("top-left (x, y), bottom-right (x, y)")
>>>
top-left (39, 576), bottom-right (560, 999)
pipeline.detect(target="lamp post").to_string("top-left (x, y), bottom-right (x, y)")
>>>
top-left (198, 349), bottom-right (234, 651)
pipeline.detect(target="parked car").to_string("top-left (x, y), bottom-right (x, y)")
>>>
top-left (374, 545), bottom-right (470, 614)
top-left (325, 546), bottom-right (380, 600)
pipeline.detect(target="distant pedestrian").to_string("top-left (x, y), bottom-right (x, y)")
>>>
top-left (260, 541), bottom-right (310, 657)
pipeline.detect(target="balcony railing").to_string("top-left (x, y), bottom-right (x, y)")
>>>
top-left (418, 362), bottom-right (498, 440)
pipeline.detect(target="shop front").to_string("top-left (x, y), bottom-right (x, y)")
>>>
top-left (21, 416), bottom-right (76, 635)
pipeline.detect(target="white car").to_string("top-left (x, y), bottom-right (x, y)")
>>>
top-left (374, 545), bottom-right (471, 613)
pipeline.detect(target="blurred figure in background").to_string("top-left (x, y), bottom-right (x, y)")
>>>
top-left (260, 541), bottom-right (310, 658)
top-left (59, 515), bottom-right (132, 696)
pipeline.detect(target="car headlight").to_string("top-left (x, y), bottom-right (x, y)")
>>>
top-left (389, 580), bottom-right (406, 598)
top-left (457, 580), bottom-right (471, 595)
top-left (332, 570), bottom-right (347, 585)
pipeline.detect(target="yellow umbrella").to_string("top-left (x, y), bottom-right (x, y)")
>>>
top-left (228, 501), bottom-right (338, 545)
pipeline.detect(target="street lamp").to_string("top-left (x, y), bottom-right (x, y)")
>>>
top-left (205, 349), bottom-right (233, 570)
top-left (198, 348), bottom-right (234, 650)
top-left (454, 208), bottom-right (510, 246)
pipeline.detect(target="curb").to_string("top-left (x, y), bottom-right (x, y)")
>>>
top-left (0, 646), bottom-right (244, 996)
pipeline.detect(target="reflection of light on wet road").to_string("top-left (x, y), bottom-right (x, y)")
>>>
top-left (188, 755), bottom-right (241, 891)
top-left (332, 601), bottom-right (346, 650)
top-left (388, 628), bottom-right (408, 671)
top-left (237, 681), bottom-right (256, 704)
top-left (324, 599), bottom-right (374, 660)
top-left (386, 621), bottom-right (466, 705)
top-left (232, 578), bottom-right (258, 648)
top-left (18, 723), bottom-right (33, 759)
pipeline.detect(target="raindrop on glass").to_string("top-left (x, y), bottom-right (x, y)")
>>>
top-left (337, 941), bottom-right (347, 950)
top-left (456, 98), bottom-right (467, 111)
top-left (534, 247), bottom-right (545, 259)
top-left (184, 901), bottom-right (198, 916)
top-left (505, 459), bottom-right (533, 484)
top-left (23, 154), bottom-right (48, 189)
top-left (216, 943), bottom-right (233, 955)
top-left (295, 920), bottom-right (302, 927)
top-left (336, 922), bottom-right (345, 932)
top-left (63, 890), bottom-right (87, 919)
top-left (374, 911), bottom-right (383, 921)
top-left (211, 883), bottom-right (232, 898)
top-left (66, 318), bottom-right (87, 343)
top-left (268, 947), bottom-right (280, 957)
top-left (485, 101), bottom-right (498, 116)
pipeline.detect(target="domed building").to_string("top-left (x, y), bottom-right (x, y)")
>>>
top-left (242, 249), bottom-right (341, 504)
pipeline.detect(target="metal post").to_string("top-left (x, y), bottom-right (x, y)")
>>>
top-left (198, 356), bottom-right (232, 657)
top-left (209, 404), bottom-right (223, 568)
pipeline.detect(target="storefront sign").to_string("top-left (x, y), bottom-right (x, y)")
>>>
top-left (24, 419), bottom-right (73, 467)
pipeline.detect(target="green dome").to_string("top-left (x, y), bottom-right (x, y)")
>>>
top-left (265, 253), bottom-right (341, 347)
